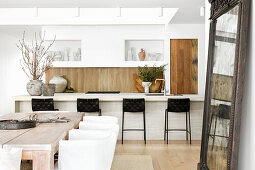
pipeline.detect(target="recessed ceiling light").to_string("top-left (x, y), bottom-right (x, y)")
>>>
top-left (75, 7), bottom-right (80, 17)
top-left (34, 7), bottom-right (38, 17)
top-left (200, 7), bottom-right (205, 17)
top-left (158, 7), bottom-right (163, 17)
top-left (116, 7), bottom-right (121, 17)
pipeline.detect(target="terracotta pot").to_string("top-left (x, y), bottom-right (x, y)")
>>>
top-left (26, 80), bottom-right (43, 96)
top-left (49, 75), bottom-right (67, 93)
top-left (138, 48), bottom-right (146, 61)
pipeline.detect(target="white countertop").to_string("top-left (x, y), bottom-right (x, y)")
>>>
top-left (12, 93), bottom-right (204, 102)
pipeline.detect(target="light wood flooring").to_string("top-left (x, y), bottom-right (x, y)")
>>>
top-left (22, 140), bottom-right (201, 170)
top-left (115, 140), bottom-right (201, 170)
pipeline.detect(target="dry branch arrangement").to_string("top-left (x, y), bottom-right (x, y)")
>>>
top-left (17, 32), bottom-right (56, 80)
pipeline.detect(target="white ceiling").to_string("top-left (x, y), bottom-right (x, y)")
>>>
top-left (0, 0), bottom-right (203, 8)
top-left (170, 7), bottom-right (204, 24)
top-left (0, 0), bottom-right (205, 24)
top-left (0, 8), bottom-right (178, 25)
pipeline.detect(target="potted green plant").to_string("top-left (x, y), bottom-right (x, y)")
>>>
top-left (137, 64), bottom-right (166, 93)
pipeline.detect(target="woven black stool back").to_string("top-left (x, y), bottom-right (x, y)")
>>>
top-left (77, 98), bottom-right (100, 112)
top-left (167, 98), bottom-right (190, 112)
top-left (165, 98), bottom-right (191, 144)
top-left (123, 98), bottom-right (145, 112)
top-left (217, 104), bottom-right (231, 119)
top-left (208, 104), bottom-right (231, 149)
top-left (32, 98), bottom-right (55, 111)
top-left (122, 98), bottom-right (146, 144)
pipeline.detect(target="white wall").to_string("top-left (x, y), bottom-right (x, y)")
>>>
top-left (43, 24), bottom-right (206, 96)
top-left (0, 27), bottom-right (40, 115)
top-left (0, 24), bottom-right (205, 115)
top-left (205, 0), bottom-right (211, 73)
top-left (166, 24), bottom-right (206, 96)
top-left (42, 25), bottom-right (166, 67)
top-left (238, 0), bottom-right (255, 169)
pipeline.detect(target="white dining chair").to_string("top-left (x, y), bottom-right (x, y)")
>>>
top-left (0, 148), bottom-right (22, 170)
top-left (79, 121), bottom-right (119, 135)
top-left (58, 130), bottom-right (117, 170)
top-left (82, 115), bottom-right (118, 124)
top-left (68, 129), bottom-right (117, 140)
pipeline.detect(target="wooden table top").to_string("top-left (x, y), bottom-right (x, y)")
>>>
top-left (0, 112), bottom-right (83, 154)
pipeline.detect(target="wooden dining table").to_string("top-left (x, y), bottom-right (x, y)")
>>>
top-left (0, 112), bottom-right (84, 170)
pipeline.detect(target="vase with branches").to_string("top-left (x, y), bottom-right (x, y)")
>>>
top-left (17, 32), bottom-right (56, 96)
top-left (137, 64), bottom-right (166, 93)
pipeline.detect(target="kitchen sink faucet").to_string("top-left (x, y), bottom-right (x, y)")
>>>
top-left (155, 78), bottom-right (166, 96)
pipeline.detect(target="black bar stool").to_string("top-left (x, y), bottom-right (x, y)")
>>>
top-left (209, 104), bottom-right (231, 149)
top-left (32, 98), bottom-right (57, 111)
top-left (77, 98), bottom-right (101, 116)
top-left (164, 98), bottom-right (191, 144)
top-left (122, 98), bottom-right (146, 144)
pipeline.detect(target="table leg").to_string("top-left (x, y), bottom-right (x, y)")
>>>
top-left (32, 151), bottom-right (54, 170)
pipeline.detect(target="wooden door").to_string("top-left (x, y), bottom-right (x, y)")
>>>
top-left (170, 39), bottom-right (198, 94)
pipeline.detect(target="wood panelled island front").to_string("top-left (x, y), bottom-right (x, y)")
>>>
top-left (12, 93), bottom-right (204, 141)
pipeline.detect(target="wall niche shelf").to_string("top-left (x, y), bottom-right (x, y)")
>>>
top-left (125, 40), bottom-right (164, 62)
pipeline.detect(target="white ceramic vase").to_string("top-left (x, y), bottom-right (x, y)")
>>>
top-left (142, 82), bottom-right (152, 93)
top-left (49, 75), bottom-right (67, 93)
top-left (26, 80), bottom-right (43, 96)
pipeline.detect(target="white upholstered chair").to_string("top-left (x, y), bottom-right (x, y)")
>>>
top-left (82, 116), bottom-right (118, 124)
top-left (0, 148), bottom-right (22, 170)
top-left (79, 121), bottom-right (119, 135)
top-left (57, 130), bottom-right (117, 170)
top-left (68, 129), bottom-right (117, 140)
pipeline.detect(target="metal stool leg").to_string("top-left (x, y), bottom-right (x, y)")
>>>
top-left (98, 109), bottom-right (102, 116)
top-left (167, 111), bottom-right (169, 144)
top-left (186, 112), bottom-right (188, 141)
top-left (208, 114), bottom-right (215, 150)
top-left (164, 109), bottom-right (167, 141)
top-left (212, 115), bottom-right (218, 149)
top-left (209, 114), bottom-right (214, 135)
top-left (189, 111), bottom-right (192, 144)
top-left (143, 111), bottom-right (146, 144)
top-left (122, 111), bottom-right (125, 144)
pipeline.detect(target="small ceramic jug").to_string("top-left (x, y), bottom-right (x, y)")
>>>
top-left (138, 48), bottom-right (146, 61)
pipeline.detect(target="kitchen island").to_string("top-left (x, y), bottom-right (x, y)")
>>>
top-left (12, 93), bottom-right (204, 140)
